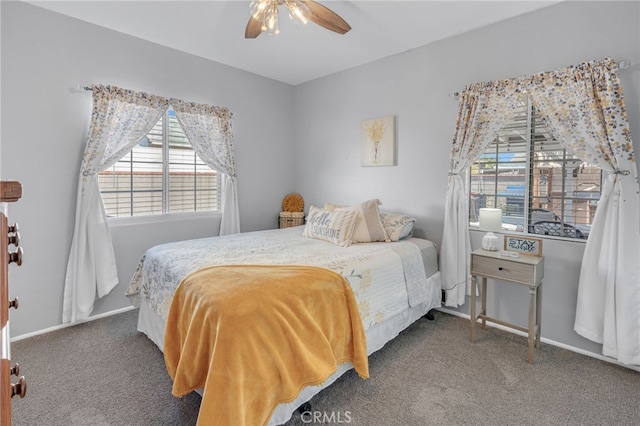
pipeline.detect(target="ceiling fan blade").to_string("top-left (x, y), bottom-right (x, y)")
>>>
top-left (306, 1), bottom-right (351, 35)
top-left (245, 16), bottom-right (264, 38)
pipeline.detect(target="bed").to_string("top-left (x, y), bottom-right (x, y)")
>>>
top-left (125, 225), bottom-right (441, 425)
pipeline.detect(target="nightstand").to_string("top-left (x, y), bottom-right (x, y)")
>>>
top-left (470, 248), bottom-right (544, 363)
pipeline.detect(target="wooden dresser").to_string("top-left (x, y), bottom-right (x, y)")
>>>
top-left (1, 181), bottom-right (26, 425)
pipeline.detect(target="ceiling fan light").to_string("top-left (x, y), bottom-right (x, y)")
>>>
top-left (249, 0), bottom-right (269, 21)
top-left (285, 0), bottom-right (311, 25)
top-left (263, 3), bottom-right (280, 35)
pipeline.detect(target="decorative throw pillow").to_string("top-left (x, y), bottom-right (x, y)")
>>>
top-left (323, 202), bottom-right (346, 211)
top-left (379, 212), bottom-right (416, 242)
top-left (303, 205), bottom-right (358, 247)
top-left (325, 199), bottom-right (388, 243)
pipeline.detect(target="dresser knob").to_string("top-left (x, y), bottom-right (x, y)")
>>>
top-left (7, 223), bottom-right (18, 234)
top-left (498, 267), bottom-right (504, 271)
top-left (7, 231), bottom-right (20, 247)
top-left (11, 376), bottom-right (27, 398)
top-left (8, 247), bottom-right (22, 266)
top-left (10, 363), bottom-right (19, 376)
top-left (9, 297), bottom-right (18, 310)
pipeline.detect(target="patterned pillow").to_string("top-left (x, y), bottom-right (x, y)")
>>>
top-left (380, 212), bottom-right (416, 242)
top-left (303, 205), bottom-right (358, 247)
top-left (325, 199), bottom-right (388, 243)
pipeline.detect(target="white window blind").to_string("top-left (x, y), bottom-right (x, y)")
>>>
top-left (98, 108), bottom-right (220, 217)
top-left (469, 99), bottom-right (601, 239)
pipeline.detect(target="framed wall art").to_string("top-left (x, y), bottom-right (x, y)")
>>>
top-left (361, 115), bottom-right (396, 166)
top-left (503, 234), bottom-right (543, 257)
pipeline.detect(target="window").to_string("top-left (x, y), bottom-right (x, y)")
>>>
top-left (98, 108), bottom-right (219, 217)
top-left (469, 98), bottom-right (602, 239)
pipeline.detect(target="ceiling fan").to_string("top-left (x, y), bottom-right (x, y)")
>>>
top-left (245, 0), bottom-right (351, 38)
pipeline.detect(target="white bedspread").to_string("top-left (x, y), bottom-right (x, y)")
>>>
top-left (126, 226), bottom-right (439, 330)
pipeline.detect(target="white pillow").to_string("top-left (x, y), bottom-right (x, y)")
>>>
top-left (325, 199), bottom-right (388, 243)
top-left (303, 205), bottom-right (358, 247)
top-left (379, 212), bottom-right (416, 241)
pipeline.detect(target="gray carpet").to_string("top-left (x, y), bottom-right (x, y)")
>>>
top-left (9, 309), bottom-right (640, 426)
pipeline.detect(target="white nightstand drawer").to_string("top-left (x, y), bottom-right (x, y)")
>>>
top-left (471, 254), bottom-right (542, 286)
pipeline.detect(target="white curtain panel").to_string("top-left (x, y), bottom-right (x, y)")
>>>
top-left (219, 174), bottom-right (241, 235)
top-left (63, 86), bottom-right (169, 323)
top-left (526, 58), bottom-right (640, 365)
top-left (440, 81), bottom-right (524, 307)
top-left (171, 99), bottom-right (240, 235)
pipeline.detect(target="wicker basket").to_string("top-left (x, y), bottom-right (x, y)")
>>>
top-left (279, 211), bottom-right (305, 228)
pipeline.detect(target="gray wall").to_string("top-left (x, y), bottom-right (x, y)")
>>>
top-left (292, 1), bottom-right (640, 360)
top-left (1, 1), bottom-right (295, 336)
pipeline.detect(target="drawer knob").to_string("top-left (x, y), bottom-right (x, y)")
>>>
top-left (498, 267), bottom-right (504, 271)
top-left (7, 231), bottom-right (20, 247)
top-left (10, 363), bottom-right (19, 376)
top-left (11, 376), bottom-right (27, 398)
top-left (8, 246), bottom-right (22, 266)
top-left (9, 297), bottom-right (18, 310)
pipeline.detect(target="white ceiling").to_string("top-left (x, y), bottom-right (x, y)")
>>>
top-left (26, 0), bottom-right (562, 86)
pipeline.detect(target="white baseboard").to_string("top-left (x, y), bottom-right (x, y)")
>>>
top-left (10, 306), bottom-right (137, 343)
top-left (437, 307), bottom-right (640, 373)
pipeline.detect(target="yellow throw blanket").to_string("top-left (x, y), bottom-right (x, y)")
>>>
top-left (164, 264), bottom-right (369, 426)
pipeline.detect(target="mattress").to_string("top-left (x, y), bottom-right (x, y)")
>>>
top-left (126, 226), bottom-right (441, 424)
